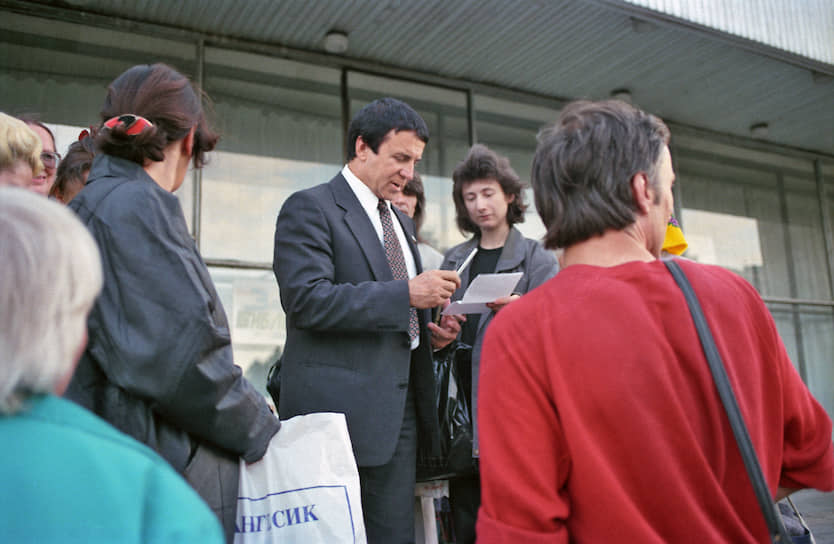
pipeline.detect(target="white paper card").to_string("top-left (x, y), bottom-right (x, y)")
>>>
top-left (442, 272), bottom-right (523, 315)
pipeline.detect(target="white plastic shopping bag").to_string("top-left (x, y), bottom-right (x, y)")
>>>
top-left (234, 412), bottom-right (367, 544)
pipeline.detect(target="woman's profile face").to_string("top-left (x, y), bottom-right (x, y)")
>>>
top-left (28, 124), bottom-right (57, 197)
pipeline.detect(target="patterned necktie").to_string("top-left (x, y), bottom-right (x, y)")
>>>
top-left (378, 199), bottom-right (419, 342)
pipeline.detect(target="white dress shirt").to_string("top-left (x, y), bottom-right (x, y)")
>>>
top-left (342, 165), bottom-right (420, 349)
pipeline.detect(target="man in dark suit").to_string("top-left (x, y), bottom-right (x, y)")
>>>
top-left (273, 97), bottom-right (461, 543)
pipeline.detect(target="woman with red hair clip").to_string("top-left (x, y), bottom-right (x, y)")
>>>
top-left (64, 63), bottom-right (280, 543)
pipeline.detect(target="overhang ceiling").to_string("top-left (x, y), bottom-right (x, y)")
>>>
top-left (4, 0), bottom-right (834, 156)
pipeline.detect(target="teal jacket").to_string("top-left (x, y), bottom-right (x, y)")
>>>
top-left (0, 395), bottom-right (224, 543)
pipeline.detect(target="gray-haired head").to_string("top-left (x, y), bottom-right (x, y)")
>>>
top-left (532, 100), bottom-right (670, 249)
top-left (0, 187), bottom-right (102, 414)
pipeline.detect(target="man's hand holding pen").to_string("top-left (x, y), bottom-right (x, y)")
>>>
top-left (426, 246), bottom-right (478, 351)
top-left (408, 269), bottom-right (460, 309)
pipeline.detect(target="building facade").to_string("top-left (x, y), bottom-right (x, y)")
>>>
top-left (1, 1), bottom-right (832, 425)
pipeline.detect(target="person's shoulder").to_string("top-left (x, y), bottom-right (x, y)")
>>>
top-left (24, 396), bottom-right (169, 460)
top-left (443, 238), bottom-right (476, 260)
top-left (74, 163), bottom-right (173, 227)
top-left (523, 236), bottom-right (558, 262)
top-left (281, 175), bottom-right (340, 210)
top-left (674, 259), bottom-right (768, 318)
top-left (6, 396), bottom-right (224, 542)
top-left (678, 259), bottom-right (758, 295)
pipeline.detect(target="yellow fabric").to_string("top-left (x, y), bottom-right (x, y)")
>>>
top-left (663, 223), bottom-right (688, 255)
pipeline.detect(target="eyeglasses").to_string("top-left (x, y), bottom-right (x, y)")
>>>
top-left (40, 151), bottom-right (62, 169)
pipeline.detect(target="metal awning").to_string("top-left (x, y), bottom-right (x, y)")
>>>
top-left (1, 0), bottom-right (832, 156)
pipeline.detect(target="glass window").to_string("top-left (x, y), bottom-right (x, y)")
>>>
top-left (785, 174), bottom-right (831, 300)
top-left (799, 305), bottom-right (834, 419)
top-left (770, 303), bottom-right (834, 421)
top-left (675, 145), bottom-right (797, 298)
top-left (676, 138), bottom-right (833, 425)
top-left (201, 48), bottom-right (343, 263)
top-left (474, 94), bottom-right (560, 243)
top-left (768, 303), bottom-right (801, 369)
top-left (347, 72), bottom-right (470, 252)
top-left (0, 14), bottom-right (198, 227)
top-left (209, 266), bottom-right (284, 399)
top-left (0, 12), bottom-right (195, 127)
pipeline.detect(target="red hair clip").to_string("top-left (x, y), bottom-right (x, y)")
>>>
top-left (104, 114), bottom-right (153, 136)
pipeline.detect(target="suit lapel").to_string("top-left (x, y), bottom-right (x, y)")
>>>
top-left (393, 206), bottom-right (423, 273)
top-left (330, 174), bottom-right (393, 281)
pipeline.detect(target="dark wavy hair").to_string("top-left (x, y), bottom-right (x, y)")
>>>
top-left (532, 100), bottom-right (670, 249)
top-left (452, 144), bottom-right (527, 235)
top-left (50, 135), bottom-right (96, 202)
top-left (95, 63), bottom-right (218, 169)
top-left (346, 97), bottom-right (428, 161)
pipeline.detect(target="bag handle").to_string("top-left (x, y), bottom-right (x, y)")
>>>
top-left (664, 259), bottom-right (792, 543)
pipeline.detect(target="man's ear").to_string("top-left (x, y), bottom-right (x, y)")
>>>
top-left (630, 172), bottom-right (653, 215)
top-left (355, 136), bottom-right (369, 161)
top-left (181, 126), bottom-right (196, 157)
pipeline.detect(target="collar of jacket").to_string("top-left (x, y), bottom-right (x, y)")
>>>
top-left (86, 153), bottom-right (158, 189)
top-left (445, 226), bottom-right (526, 274)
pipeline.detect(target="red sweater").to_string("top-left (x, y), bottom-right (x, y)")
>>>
top-left (476, 259), bottom-right (834, 543)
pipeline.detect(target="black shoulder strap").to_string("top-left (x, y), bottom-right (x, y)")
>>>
top-left (664, 259), bottom-right (791, 543)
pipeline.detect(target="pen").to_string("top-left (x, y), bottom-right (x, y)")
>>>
top-left (434, 247), bottom-right (478, 324)
top-left (455, 247), bottom-right (479, 277)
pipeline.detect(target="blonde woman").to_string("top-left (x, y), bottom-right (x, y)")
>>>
top-left (0, 112), bottom-right (42, 188)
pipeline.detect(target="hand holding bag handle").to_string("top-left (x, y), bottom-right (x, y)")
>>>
top-left (664, 259), bottom-right (793, 543)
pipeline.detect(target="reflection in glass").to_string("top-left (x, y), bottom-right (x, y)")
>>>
top-left (770, 303), bottom-right (834, 425)
top-left (0, 11), bottom-right (194, 128)
top-left (201, 151), bottom-right (340, 263)
top-left (421, 174), bottom-right (466, 251)
top-left (202, 48), bottom-right (341, 263)
top-left (799, 305), bottom-right (834, 423)
top-left (474, 94), bottom-right (557, 244)
top-left (785, 181), bottom-right (832, 300)
top-left (209, 267), bottom-right (284, 399)
top-left (681, 209), bottom-right (763, 274)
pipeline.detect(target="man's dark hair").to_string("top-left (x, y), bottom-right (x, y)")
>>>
top-left (345, 97), bottom-right (429, 161)
top-left (452, 144), bottom-right (527, 235)
top-left (531, 100), bottom-right (670, 249)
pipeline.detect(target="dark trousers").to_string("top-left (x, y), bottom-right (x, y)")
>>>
top-left (359, 383), bottom-right (417, 544)
top-left (450, 473), bottom-right (480, 544)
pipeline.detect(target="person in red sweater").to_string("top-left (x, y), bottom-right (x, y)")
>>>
top-left (475, 100), bottom-right (834, 543)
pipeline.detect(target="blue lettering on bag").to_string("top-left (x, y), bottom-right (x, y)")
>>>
top-left (236, 515), bottom-right (257, 533)
top-left (303, 504), bottom-right (319, 522)
top-left (272, 510), bottom-right (285, 529)
top-left (236, 504), bottom-right (320, 533)
top-left (285, 506), bottom-right (301, 525)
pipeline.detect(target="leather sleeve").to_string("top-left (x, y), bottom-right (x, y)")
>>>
top-left (83, 183), bottom-right (279, 463)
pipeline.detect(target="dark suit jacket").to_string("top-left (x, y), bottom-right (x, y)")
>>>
top-left (273, 173), bottom-right (440, 467)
